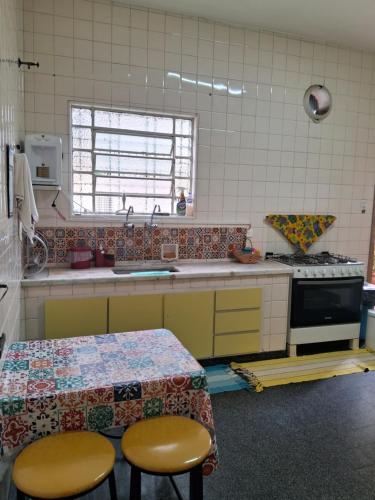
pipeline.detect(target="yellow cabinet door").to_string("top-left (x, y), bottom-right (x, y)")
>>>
top-left (164, 291), bottom-right (214, 359)
top-left (45, 297), bottom-right (108, 339)
top-left (108, 294), bottom-right (163, 333)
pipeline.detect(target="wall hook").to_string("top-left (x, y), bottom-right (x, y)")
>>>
top-left (17, 58), bottom-right (39, 70)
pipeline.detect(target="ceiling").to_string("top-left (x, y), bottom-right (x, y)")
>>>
top-left (125, 0), bottom-right (375, 52)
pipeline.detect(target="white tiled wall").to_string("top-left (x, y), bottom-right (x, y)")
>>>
top-left (0, 0), bottom-right (24, 348)
top-left (23, 0), bottom-right (375, 265)
top-left (0, 0), bottom-right (24, 492)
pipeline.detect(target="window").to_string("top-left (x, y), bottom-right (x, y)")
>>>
top-left (70, 104), bottom-right (196, 216)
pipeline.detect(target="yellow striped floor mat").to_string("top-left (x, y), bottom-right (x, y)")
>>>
top-left (231, 349), bottom-right (375, 392)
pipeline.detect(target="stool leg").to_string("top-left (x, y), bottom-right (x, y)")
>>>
top-left (16, 490), bottom-right (26, 500)
top-left (189, 464), bottom-right (203, 500)
top-left (108, 469), bottom-right (118, 500)
top-left (130, 465), bottom-right (141, 500)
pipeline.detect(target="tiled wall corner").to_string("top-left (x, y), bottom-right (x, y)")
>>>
top-left (0, 0), bottom-right (24, 348)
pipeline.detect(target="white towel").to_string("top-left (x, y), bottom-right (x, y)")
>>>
top-left (14, 153), bottom-right (39, 242)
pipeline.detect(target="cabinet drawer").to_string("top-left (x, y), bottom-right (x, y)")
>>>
top-left (214, 331), bottom-right (260, 356)
top-left (215, 309), bottom-right (260, 334)
top-left (216, 288), bottom-right (261, 311)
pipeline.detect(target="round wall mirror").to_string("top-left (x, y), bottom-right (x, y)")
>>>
top-left (303, 84), bottom-right (332, 123)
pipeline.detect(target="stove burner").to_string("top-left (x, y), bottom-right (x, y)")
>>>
top-left (265, 252), bottom-right (358, 266)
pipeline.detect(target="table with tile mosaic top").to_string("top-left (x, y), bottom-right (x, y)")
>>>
top-left (0, 329), bottom-right (218, 475)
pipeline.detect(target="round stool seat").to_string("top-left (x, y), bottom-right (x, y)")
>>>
top-left (12, 431), bottom-right (115, 499)
top-left (121, 416), bottom-right (212, 474)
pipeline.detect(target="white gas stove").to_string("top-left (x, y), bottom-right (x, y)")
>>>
top-left (265, 251), bottom-right (364, 278)
top-left (266, 252), bottom-right (364, 355)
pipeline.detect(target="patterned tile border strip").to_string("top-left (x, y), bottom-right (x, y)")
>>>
top-left (36, 226), bottom-right (247, 264)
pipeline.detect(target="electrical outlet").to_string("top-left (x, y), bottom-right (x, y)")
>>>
top-left (361, 200), bottom-right (367, 214)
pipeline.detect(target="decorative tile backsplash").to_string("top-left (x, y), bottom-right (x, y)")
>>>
top-left (37, 226), bottom-right (247, 264)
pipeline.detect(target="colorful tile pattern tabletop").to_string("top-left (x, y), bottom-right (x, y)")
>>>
top-left (0, 329), bottom-right (218, 475)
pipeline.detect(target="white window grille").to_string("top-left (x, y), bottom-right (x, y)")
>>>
top-left (70, 104), bottom-right (195, 216)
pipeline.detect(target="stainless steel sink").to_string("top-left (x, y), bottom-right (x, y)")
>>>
top-left (112, 266), bottom-right (179, 275)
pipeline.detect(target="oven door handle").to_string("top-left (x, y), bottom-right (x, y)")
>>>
top-left (297, 279), bottom-right (363, 286)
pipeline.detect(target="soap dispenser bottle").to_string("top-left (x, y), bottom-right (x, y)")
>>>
top-left (243, 227), bottom-right (253, 253)
top-left (176, 189), bottom-right (186, 216)
top-left (186, 191), bottom-right (194, 216)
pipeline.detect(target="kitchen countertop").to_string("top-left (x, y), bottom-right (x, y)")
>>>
top-left (21, 260), bottom-right (292, 287)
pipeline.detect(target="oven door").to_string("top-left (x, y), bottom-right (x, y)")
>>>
top-left (291, 276), bottom-right (363, 328)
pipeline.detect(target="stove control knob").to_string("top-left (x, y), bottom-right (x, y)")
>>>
top-left (331, 269), bottom-right (336, 276)
top-left (312, 271), bottom-right (317, 277)
top-left (340, 269), bottom-right (344, 276)
top-left (304, 270), bottom-right (309, 277)
top-left (322, 269), bottom-right (326, 276)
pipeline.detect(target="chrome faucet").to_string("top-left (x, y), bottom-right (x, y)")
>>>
top-left (145, 204), bottom-right (161, 229)
top-left (124, 205), bottom-right (134, 229)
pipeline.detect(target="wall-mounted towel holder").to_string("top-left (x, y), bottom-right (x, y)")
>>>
top-left (0, 144), bottom-right (20, 154)
top-left (0, 333), bottom-right (5, 359)
top-left (0, 58), bottom-right (39, 69)
top-left (0, 284), bottom-right (8, 303)
top-left (17, 58), bottom-right (39, 69)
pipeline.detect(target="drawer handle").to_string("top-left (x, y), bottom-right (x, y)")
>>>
top-left (216, 307), bottom-right (260, 312)
top-left (215, 329), bottom-right (259, 336)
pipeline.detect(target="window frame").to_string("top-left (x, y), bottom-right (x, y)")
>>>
top-left (69, 102), bottom-right (198, 221)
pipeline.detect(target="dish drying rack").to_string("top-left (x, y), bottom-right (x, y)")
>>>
top-left (24, 231), bottom-right (48, 278)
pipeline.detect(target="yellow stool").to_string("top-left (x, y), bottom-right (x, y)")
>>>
top-left (12, 431), bottom-right (117, 500)
top-left (121, 416), bottom-right (212, 500)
